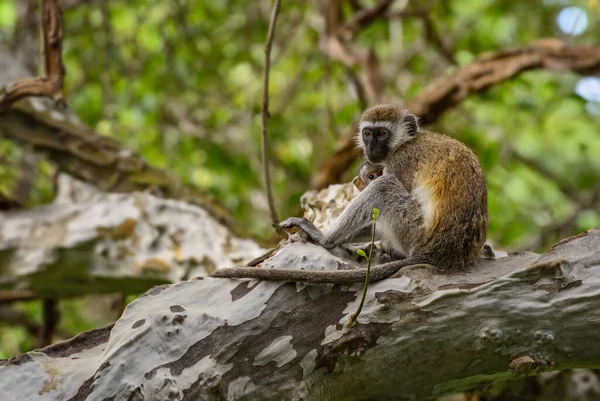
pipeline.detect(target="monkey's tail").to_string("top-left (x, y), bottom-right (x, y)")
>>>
top-left (209, 255), bottom-right (434, 284)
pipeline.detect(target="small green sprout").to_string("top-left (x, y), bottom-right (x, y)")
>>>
top-left (349, 207), bottom-right (379, 326)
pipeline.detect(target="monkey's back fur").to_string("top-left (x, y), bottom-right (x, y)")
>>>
top-left (387, 129), bottom-right (488, 271)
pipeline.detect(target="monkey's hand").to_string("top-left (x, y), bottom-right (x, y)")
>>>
top-left (280, 217), bottom-right (326, 247)
top-left (279, 217), bottom-right (306, 231)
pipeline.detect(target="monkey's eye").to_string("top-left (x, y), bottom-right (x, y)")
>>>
top-left (368, 174), bottom-right (376, 180)
top-left (363, 129), bottom-right (372, 138)
top-left (377, 171), bottom-right (383, 176)
top-left (377, 129), bottom-right (388, 139)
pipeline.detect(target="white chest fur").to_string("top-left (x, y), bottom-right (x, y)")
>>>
top-left (412, 184), bottom-right (434, 225)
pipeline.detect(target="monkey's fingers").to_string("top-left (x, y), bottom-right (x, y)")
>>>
top-left (279, 217), bottom-right (306, 230)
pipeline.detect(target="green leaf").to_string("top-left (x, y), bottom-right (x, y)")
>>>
top-left (0, 1), bottom-right (16, 29)
top-left (357, 249), bottom-right (367, 258)
top-left (372, 208), bottom-right (380, 219)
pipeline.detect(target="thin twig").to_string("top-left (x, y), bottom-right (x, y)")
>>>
top-left (419, 12), bottom-right (456, 64)
top-left (343, 0), bottom-right (395, 37)
top-left (0, 290), bottom-right (38, 304)
top-left (0, 0), bottom-right (65, 113)
top-left (38, 298), bottom-right (60, 348)
top-left (261, 0), bottom-right (285, 238)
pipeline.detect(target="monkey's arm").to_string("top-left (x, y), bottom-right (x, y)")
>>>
top-left (280, 217), bottom-right (373, 250)
top-left (210, 255), bottom-right (433, 284)
top-left (280, 175), bottom-right (405, 249)
top-left (211, 175), bottom-right (426, 284)
top-left (279, 217), bottom-right (325, 244)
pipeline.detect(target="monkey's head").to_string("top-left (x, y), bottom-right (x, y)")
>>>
top-left (357, 104), bottom-right (419, 163)
top-left (353, 161), bottom-right (384, 191)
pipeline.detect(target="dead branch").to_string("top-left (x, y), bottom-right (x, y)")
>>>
top-left (312, 40), bottom-right (600, 189)
top-left (0, 290), bottom-right (38, 304)
top-left (261, 0), bottom-right (285, 238)
top-left (0, 0), bottom-right (65, 114)
top-left (38, 299), bottom-right (59, 348)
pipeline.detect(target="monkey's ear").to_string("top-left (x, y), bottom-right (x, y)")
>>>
top-left (404, 114), bottom-right (419, 136)
top-left (353, 176), bottom-right (365, 191)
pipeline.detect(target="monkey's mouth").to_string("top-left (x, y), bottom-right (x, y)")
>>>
top-left (367, 152), bottom-right (387, 163)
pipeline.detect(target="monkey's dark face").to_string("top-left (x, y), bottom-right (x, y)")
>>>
top-left (362, 127), bottom-right (391, 163)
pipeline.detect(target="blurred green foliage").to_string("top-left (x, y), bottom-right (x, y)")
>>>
top-left (0, 0), bottom-right (599, 357)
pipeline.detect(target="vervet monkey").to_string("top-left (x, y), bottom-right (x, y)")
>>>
top-left (212, 105), bottom-right (488, 283)
top-left (353, 161), bottom-right (384, 191)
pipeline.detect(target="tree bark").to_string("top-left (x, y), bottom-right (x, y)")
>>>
top-left (1, 229), bottom-right (598, 400)
top-left (0, 176), bottom-right (265, 299)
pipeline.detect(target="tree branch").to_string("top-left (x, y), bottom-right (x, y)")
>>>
top-left (0, 95), bottom-right (258, 240)
top-left (342, 0), bottom-right (396, 37)
top-left (0, 0), bottom-right (65, 114)
top-left (320, 0), bottom-right (385, 106)
top-left (510, 147), bottom-right (580, 204)
top-left (311, 40), bottom-right (600, 189)
top-left (1, 230), bottom-right (599, 400)
top-left (38, 299), bottom-right (59, 348)
top-left (261, 0), bottom-right (284, 239)
top-left (521, 183), bottom-right (600, 251)
top-left (0, 178), bottom-right (266, 298)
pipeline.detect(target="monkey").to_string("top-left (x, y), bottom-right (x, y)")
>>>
top-left (352, 160), bottom-right (406, 260)
top-left (353, 161), bottom-right (384, 191)
top-left (211, 104), bottom-right (488, 284)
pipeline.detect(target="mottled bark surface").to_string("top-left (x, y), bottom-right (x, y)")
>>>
top-left (0, 176), bottom-right (264, 298)
top-left (1, 229), bottom-right (598, 400)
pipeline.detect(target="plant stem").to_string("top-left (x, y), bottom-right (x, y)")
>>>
top-left (350, 211), bottom-right (377, 324)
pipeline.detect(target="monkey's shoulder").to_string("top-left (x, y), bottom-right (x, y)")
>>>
top-left (389, 130), bottom-right (477, 170)
top-left (410, 130), bottom-right (483, 173)
top-left (416, 130), bottom-right (476, 154)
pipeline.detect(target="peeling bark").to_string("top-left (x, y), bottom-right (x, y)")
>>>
top-left (1, 229), bottom-right (599, 400)
top-left (0, 176), bottom-right (265, 298)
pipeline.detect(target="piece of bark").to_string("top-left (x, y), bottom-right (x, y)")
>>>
top-left (1, 229), bottom-right (598, 400)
